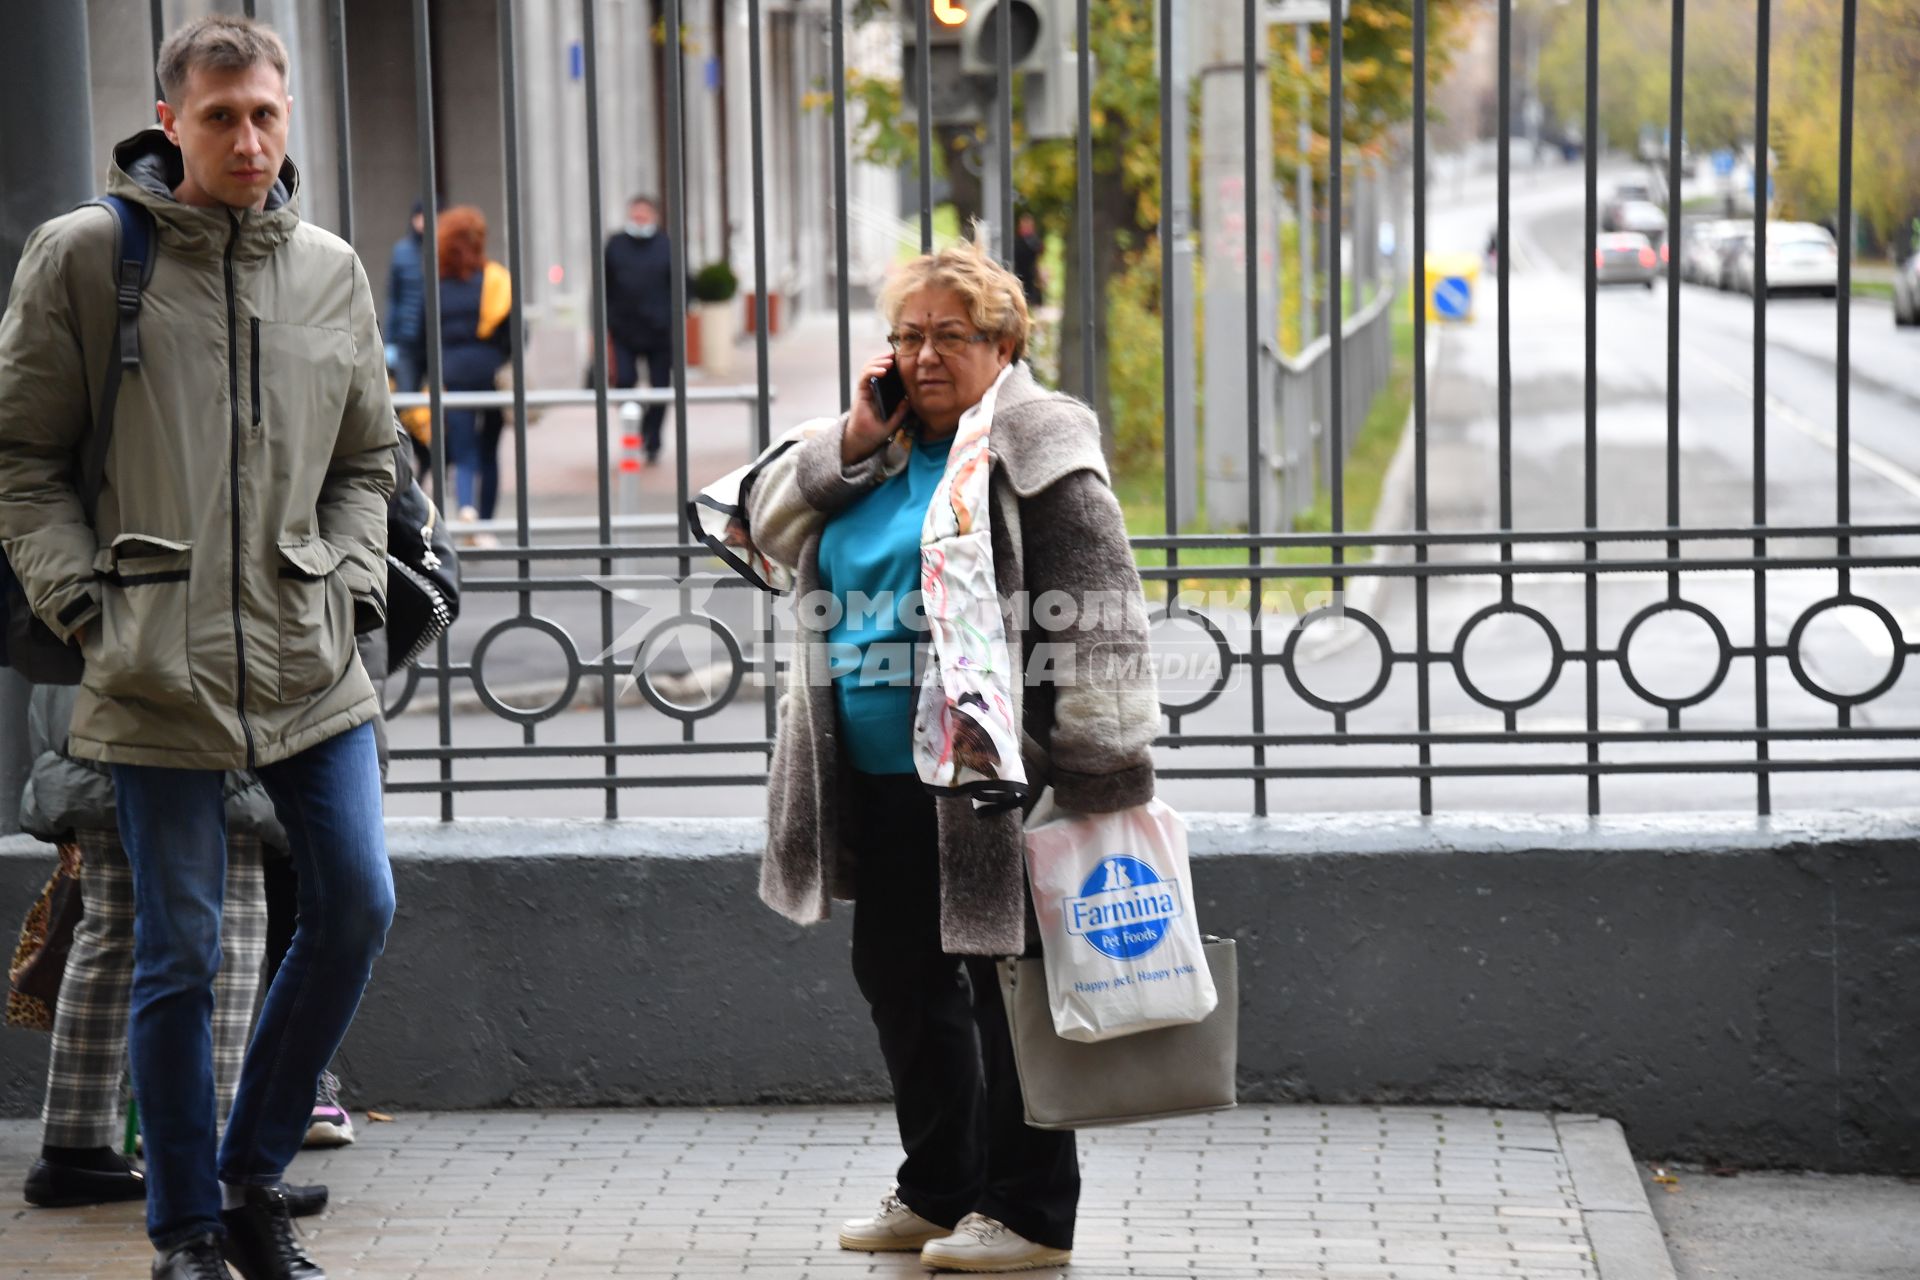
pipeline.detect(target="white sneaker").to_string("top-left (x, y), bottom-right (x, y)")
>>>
top-left (838, 1187), bottom-right (948, 1252)
top-left (302, 1070), bottom-right (356, 1148)
top-left (919, 1213), bottom-right (1072, 1273)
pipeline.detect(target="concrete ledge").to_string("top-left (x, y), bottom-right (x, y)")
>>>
top-left (3, 810), bottom-right (1917, 1174)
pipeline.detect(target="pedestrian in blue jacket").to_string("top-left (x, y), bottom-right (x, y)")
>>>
top-left (386, 201), bottom-right (427, 400)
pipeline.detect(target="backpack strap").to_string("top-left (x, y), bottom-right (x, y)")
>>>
top-left (76, 195), bottom-right (155, 517)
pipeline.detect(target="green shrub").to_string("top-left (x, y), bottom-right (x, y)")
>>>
top-left (1106, 240), bottom-right (1167, 483)
top-left (693, 262), bottom-right (738, 303)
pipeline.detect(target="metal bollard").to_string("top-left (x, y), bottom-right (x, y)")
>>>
top-left (617, 401), bottom-right (644, 524)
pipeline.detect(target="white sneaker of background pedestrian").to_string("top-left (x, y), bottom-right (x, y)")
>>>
top-left (456, 504), bottom-right (498, 549)
top-left (918, 1213), bottom-right (1071, 1273)
top-left (837, 1187), bottom-right (947, 1252)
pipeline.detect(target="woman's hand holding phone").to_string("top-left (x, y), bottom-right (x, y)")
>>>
top-left (845, 352), bottom-right (910, 465)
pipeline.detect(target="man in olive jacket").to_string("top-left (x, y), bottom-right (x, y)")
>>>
top-left (0, 18), bottom-right (394, 1280)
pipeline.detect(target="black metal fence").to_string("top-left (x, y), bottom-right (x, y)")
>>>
top-left (200, 0), bottom-right (1913, 820)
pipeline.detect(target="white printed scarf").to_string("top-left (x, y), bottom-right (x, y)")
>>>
top-left (912, 364), bottom-right (1027, 809)
top-left (691, 365), bottom-right (1028, 811)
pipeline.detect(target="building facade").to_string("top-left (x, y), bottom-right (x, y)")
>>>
top-left (85, 0), bottom-right (902, 381)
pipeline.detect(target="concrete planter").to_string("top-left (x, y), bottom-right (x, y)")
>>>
top-left (699, 299), bottom-right (737, 377)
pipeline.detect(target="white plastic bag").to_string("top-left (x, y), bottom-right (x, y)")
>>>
top-left (1023, 793), bottom-right (1218, 1043)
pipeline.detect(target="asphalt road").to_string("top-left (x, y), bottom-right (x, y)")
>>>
top-left (384, 159), bottom-right (1920, 820)
top-left (1642, 1161), bottom-right (1920, 1280)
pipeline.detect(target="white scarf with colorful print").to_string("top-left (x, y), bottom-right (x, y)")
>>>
top-left (912, 364), bottom-right (1027, 809)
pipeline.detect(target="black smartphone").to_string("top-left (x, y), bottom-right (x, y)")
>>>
top-left (868, 365), bottom-right (907, 421)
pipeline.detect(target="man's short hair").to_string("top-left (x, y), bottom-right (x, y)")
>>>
top-left (157, 16), bottom-right (291, 103)
top-left (628, 195), bottom-right (660, 211)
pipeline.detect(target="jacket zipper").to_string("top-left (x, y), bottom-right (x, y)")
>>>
top-left (250, 317), bottom-right (261, 428)
top-left (225, 217), bottom-right (258, 767)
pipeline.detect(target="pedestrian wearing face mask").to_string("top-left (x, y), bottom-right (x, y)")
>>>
top-left (602, 195), bottom-right (690, 466)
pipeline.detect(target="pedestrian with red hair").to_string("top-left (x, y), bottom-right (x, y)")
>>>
top-left (434, 205), bottom-right (513, 541)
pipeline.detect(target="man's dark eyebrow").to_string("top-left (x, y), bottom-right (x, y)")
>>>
top-left (198, 98), bottom-right (283, 117)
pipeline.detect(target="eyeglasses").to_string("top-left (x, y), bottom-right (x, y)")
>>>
top-left (887, 329), bottom-right (994, 359)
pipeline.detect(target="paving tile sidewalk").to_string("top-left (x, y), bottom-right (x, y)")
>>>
top-left (2, 1105), bottom-right (1672, 1279)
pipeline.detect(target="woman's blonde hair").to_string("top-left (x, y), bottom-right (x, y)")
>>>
top-left (880, 240), bottom-right (1032, 359)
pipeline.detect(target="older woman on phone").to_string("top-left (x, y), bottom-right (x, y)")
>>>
top-left (694, 242), bottom-right (1160, 1272)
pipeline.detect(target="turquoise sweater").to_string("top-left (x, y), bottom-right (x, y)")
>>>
top-left (817, 431), bottom-right (953, 774)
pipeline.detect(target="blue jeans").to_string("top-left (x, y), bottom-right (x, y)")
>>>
top-left (112, 721), bottom-right (393, 1248)
top-left (445, 407), bottom-right (504, 518)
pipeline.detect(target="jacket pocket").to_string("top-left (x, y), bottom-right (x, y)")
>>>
top-left (83, 534), bottom-right (195, 706)
top-left (275, 537), bottom-right (350, 702)
top-left (250, 317), bottom-right (262, 429)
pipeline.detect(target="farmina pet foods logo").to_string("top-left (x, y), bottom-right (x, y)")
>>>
top-left (1063, 855), bottom-right (1184, 960)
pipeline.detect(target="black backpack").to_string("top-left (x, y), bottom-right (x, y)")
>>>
top-left (0, 195), bottom-right (154, 686)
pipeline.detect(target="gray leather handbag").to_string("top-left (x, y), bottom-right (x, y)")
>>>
top-left (998, 936), bottom-right (1239, 1130)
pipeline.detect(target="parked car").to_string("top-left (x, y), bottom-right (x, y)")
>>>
top-left (1714, 227), bottom-right (1754, 290)
top-left (1605, 185), bottom-right (1651, 230)
top-left (1601, 184), bottom-right (1654, 231)
top-left (1612, 200), bottom-right (1668, 241)
top-left (1891, 250), bottom-right (1920, 326)
top-left (1680, 219), bottom-right (1739, 285)
top-left (1730, 222), bottom-right (1839, 297)
top-left (1595, 232), bottom-right (1660, 289)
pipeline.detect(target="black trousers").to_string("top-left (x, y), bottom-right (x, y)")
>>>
top-left (846, 772), bottom-right (1079, 1251)
top-left (612, 337), bottom-right (671, 460)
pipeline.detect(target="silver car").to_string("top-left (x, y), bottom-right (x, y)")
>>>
top-left (1681, 219), bottom-right (1740, 285)
top-left (1895, 251), bottom-right (1920, 327)
top-left (1595, 232), bottom-right (1659, 289)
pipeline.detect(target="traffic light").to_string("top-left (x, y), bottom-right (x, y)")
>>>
top-left (901, 0), bottom-right (1072, 130)
top-left (904, 0), bottom-right (984, 124)
top-left (959, 0), bottom-right (1052, 76)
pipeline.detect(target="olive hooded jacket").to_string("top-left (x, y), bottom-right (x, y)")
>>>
top-left (0, 129), bottom-right (395, 770)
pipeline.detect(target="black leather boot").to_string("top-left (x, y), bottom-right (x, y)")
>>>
top-left (152, 1232), bottom-right (235, 1279)
top-left (279, 1181), bottom-right (328, 1218)
top-left (24, 1150), bottom-right (146, 1207)
top-left (220, 1184), bottom-right (326, 1280)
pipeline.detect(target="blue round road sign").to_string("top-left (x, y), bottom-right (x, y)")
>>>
top-left (1434, 276), bottom-right (1471, 319)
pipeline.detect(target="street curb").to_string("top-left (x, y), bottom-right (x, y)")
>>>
top-left (1556, 1113), bottom-right (1681, 1280)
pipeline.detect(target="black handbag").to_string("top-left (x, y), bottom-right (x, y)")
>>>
top-left (384, 431), bottom-right (460, 669)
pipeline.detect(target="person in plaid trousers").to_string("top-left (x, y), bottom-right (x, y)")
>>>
top-left (16, 685), bottom-right (320, 1218)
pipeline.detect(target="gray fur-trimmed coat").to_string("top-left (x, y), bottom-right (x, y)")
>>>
top-left (745, 361), bottom-right (1160, 954)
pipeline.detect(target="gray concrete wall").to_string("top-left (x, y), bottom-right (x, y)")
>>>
top-left (84, 0), bottom-right (157, 172)
top-left (345, 0), bottom-right (505, 334)
top-left (344, 0), bottom-right (425, 328)
top-left (2, 812), bottom-right (1915, 1173)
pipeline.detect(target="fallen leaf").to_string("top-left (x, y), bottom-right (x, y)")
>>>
top-left (366, 1110), bottom-right (394, 1123)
